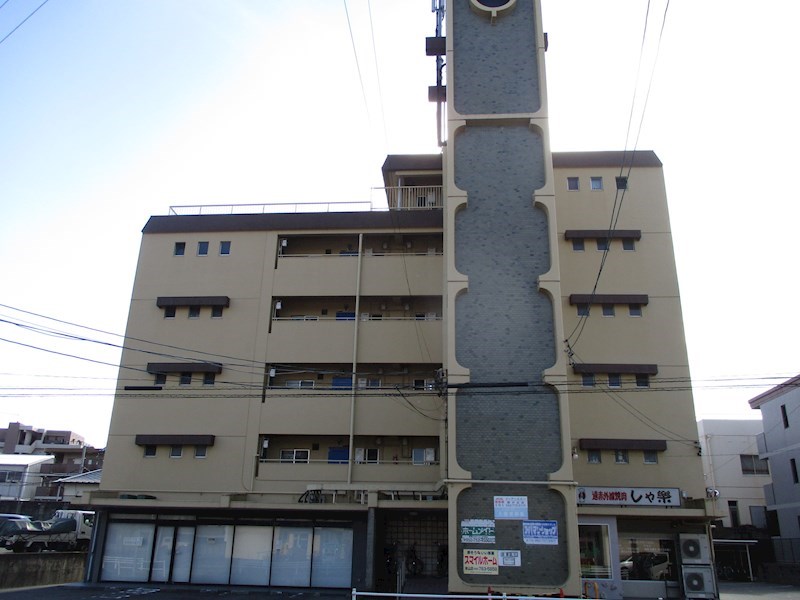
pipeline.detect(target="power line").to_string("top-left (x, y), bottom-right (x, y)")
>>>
top-left (0, 0), bottom-right (50, 48)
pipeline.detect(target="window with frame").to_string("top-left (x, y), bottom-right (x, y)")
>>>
top-left (628, 303), bottom-right (642, 317)
top-left (154, 373), bottom-right (167, 385)
top-left (582, 373), bottom-right (596, 387)
top-left (357, 378), bottom-right (381, 389)
top-left (793, 458), bottom-right (799, 484)
top-left (615, 176), bottom-right (628, 190)
top-left (414, 379), bottom-right (435, 390)
top-left (143, 445), bottom-right (157, 458)
top-left (219, 241), bottom-right (231, 255)
top-left (635, 374), bottom-right (650, 388)
top-left (618, 535), bottom-right (677, 581)
top-left (577, 303), bottom-right (590, 317)
top-left (179, 372), bottom-right (192, 385)
top-left (608, 373), bottom-right (621, 388)
top-left (602, 304), bottom-right (615, 317)
top-left (203, 372), bottom-right (216, 386)
top-left (643, 450), bottom-right (658, 464)
top-left (567, 176), bottom-right (580, 191)
top-left (280, 449), bottom-right (310, 464)
top-left (622, 238), bottom-right (636, 251)
top-left (412, 447), bottom-right (436, 465)
top-left (782, 404), bottom-right (789, 428)
top-left (285, 380), bottom-right (314, 389)
top-left (211, 306), bottom-right (224, 318)
top-left (195, 445), bottom-right (207, 459)
top-left (170, 445), bottom-right (183, 458)
top-left (188, 306), bottom-right (201, 319)
top-left (174, 242), bottom-right (186, 256)
top-left (590, 176), bottom-right (603, 191)
top-left (596, 238), bottom-right (609, 251)
top-left (197, 241), bottom-right (209, 256)
top-left (588, 450), bottom-right (601, 464)
top-left (164, 306), bottom-right (176, 319)
top-left (614, 449), bottom-right (629, 464)
top-left (355, 448), bottom-right (379, 464)
top-left (740, 454), bottom-right (769, 475)
top-left (572, 238), bottom-right (585, 251)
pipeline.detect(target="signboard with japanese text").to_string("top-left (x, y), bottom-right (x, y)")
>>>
top-left (522, 520), bottom-right (558, 545)
top-left (497, 549), bottom-right (521, 567)
top-left (463, 549), bottom-right (498, 575)
top-left (493, 495), bottom-right (529, 520)
top-left (461, 519), bottom-right (496, 543)
top-left (576, 486), bottom-right (680, 507)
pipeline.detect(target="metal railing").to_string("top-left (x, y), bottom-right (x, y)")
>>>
top-left (374, 186), bottom-right (443, 210)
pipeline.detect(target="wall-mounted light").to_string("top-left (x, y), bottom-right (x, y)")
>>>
top-left (275, 301), bottom-right (282, 310)
top-left (572, 447), bottom-right (579, 460)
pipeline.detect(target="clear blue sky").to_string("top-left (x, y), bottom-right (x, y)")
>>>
top-left (1, 0), bottom-right (797, 447)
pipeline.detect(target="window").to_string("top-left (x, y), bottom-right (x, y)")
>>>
top-left (602, 304), bottom-right (615, 317)
top-left (628, 304), bottom-right (642, 317)
top-left (285, 380), bottom-right (314, 388)
top-left (203, 372), bottom-right (216, 386)
top-left (357, 378), bottom-right (381, 389)
top-left (170, 445), bottom-right (183, 458)
top-left (219, 241), bottom-right (231, 255)
top-left (414, 379), bottom-right (434, 390)
top-left (355, 448), bottom-right (379, 464)
top-left (572, 238), bottom-right (585, 251)
top-left (791, 458), bottom-right (798, 484)
top-left (195, 446), bottom-right (207, 458)
top-left (280, 449), bottom-right (310, 464)
top-left (197, 241), bottom-right (209, 255)
top-left (567, 176), bottom-right (580, 191)
top-left (618, 535), bottom-right (677, 582)
top-left (577, 303), bottom-right (590, 317)
top-left (582, 373), bottom-right (595, 387)
top-left (188, 306), bottom-right (201, 319)
top-left (579, 524), bottom-right (610, 579)
top-left (782, 404), bottom-right (789, 428)
top-left (154, 373), bottom-right (167, 385)
top-left (596, 238), bottom-right (609, 251)
top-left (590, 176), bottom-right (603, 190)
top-left (615, 176), bottom-right (628, 190)
top-left (608, 374), bottom-right (621, 388)
top-left (728, 501), bottom-right (740, 527)
top-left (588, 450), bottom-right (601, 464)
top-left (643, 450), bottom-right (658, 464)
top-left (179, 372), bottom-right (192, 385)
top-left (636, 374), bottom-right (650, 388)
top-left (143, 445), bottom-right (157, 458)
top-left (412, 447), bottom-right (436, 465)
top-left (622, 238), bottom-right (636, 251)
top-left (740, 454), bottom-right (769, 475)
top-left (174, 242), bottom-right (186, 256)
top-left (614, 449), bottom-right (629, 464)
top-left (211, 306), bottom-right (223, 318)
top-left (164, 306), bottom-right (176, 319)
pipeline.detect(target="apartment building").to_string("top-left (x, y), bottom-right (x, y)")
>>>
top-left (750, 374), bottom-right (800, 563)
top-left (88, 1), bottom-right (715, 598)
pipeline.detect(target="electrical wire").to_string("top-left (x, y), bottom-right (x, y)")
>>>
top-left (0, 0), bottom-right (50, 47)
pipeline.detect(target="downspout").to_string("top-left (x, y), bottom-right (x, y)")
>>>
top-left (347, 233), bottom-right (364, 484)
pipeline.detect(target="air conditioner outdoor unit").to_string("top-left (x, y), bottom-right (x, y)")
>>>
top-left (679, 534), bottom-right (712, 565)
top-left (682, 565), bottom-right (716, 599)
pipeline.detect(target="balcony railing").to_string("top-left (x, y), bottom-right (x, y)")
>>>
top-left (167, 186), bottom-right (443, 216)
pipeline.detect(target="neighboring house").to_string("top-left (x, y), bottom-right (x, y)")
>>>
top-left (0, 455), bottom-right (54, 501)
top-left (698, 419), bottom-right (772, 580)
top-left (0, 422), bottom-right (104, 500)
top-left (86, 2), bottom-right (715, 599)
top-left (54, 469), bottom-right (102, 505)
top-left (698, 419), bottom-right (769, 529)
top-left (750, 374), bottom-right (800, 562)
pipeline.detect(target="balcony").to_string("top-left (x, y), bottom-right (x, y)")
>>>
top-left (374, 186), bottom-right (443, 210)
top-left (266, 318), bottom-right (442, 363)
top-left (274, 252), bottom-right (442, 297)
top-left (255, 459), bottom-right (440, 487)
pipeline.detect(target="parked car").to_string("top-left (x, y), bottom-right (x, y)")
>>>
top-left (620, 552), bottom-right (670, 580)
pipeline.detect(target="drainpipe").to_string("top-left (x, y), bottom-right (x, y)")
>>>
top-left (347, 233), bottom-right (364, 484)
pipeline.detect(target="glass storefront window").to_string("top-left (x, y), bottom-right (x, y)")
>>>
top-left (230, 525), bottom-right (273, 586)
top-left (619, 534), bottom-right (677, 581)
top-left (101, 522), bottom-right (155, 582)
top-left (271, 526), bottom-right (313, 586)
top-left (311, 527), bottom-right (354, 587)
top-left (191, 525), bottom-right (234, 584)
top-left (579, 524), bottom-right (611, 579)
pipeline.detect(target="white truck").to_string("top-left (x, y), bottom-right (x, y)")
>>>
top-left (0, 509), bottom-right (94, 552)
